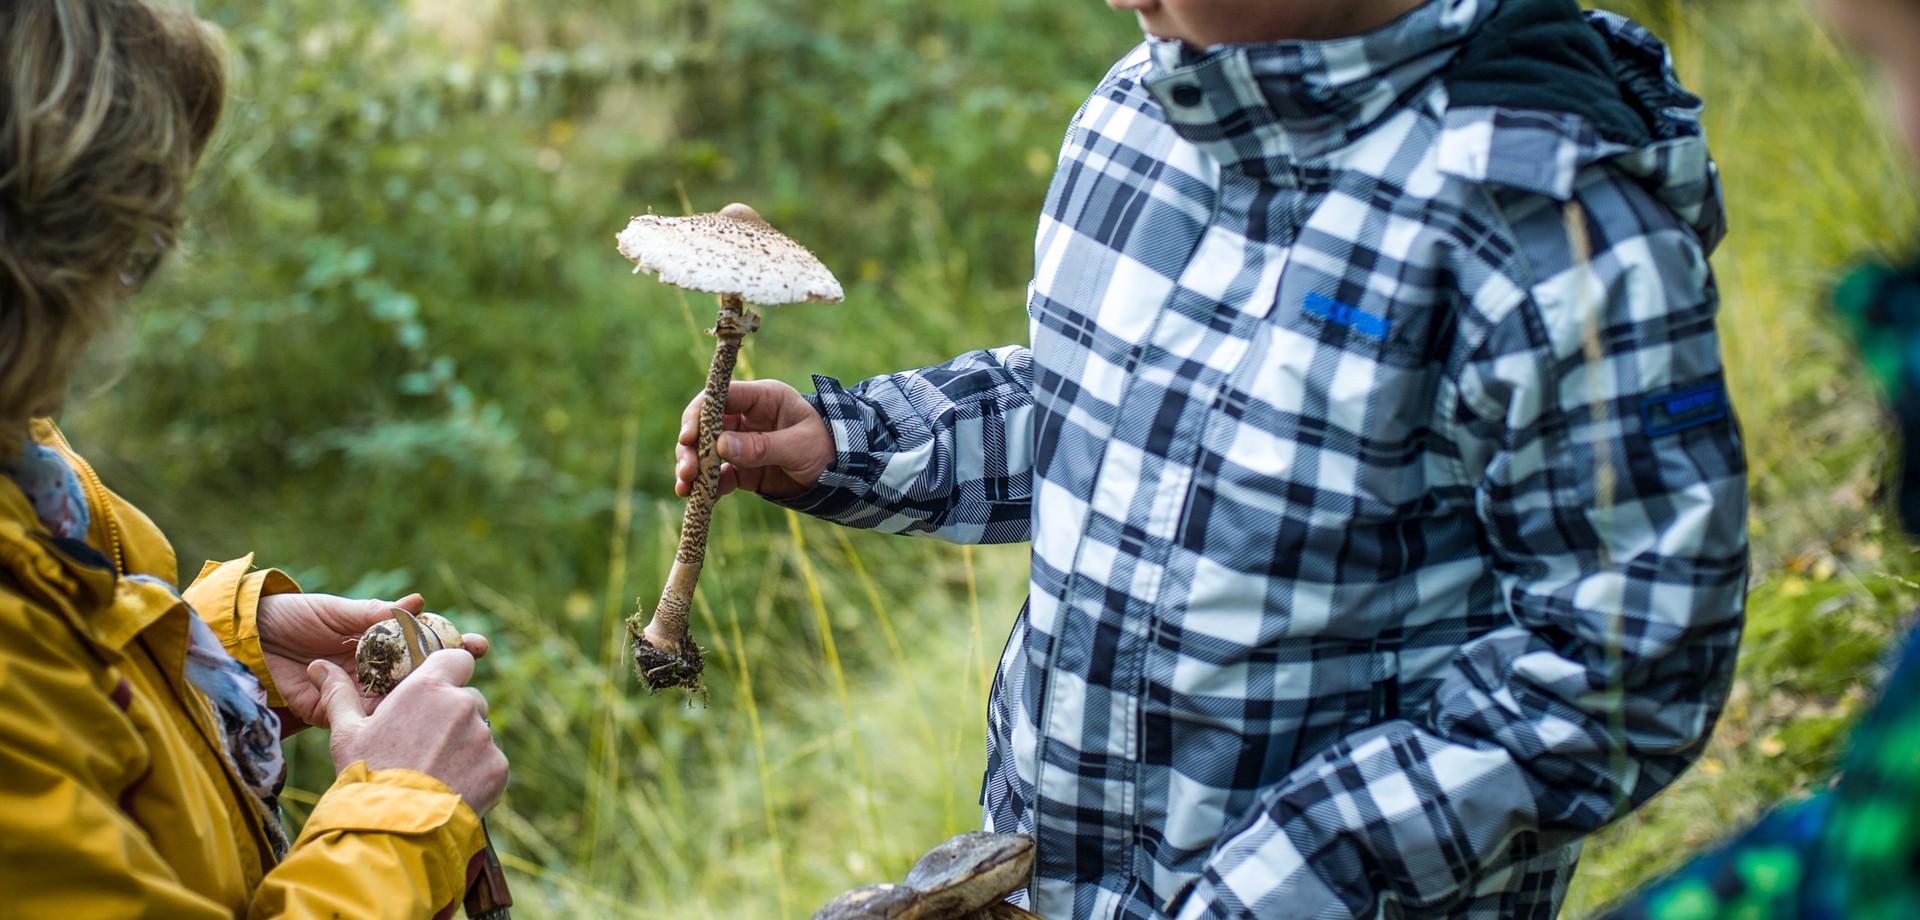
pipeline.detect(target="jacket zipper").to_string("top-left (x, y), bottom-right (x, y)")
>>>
top-left (42, 424), bottom-right (126, 574)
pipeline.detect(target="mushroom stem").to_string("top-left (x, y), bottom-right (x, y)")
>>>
top-left (629, 292), bottom-right (760, 691)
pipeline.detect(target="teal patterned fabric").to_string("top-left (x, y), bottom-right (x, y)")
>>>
top-left (1834, 261), bottom-right (1920, 532)
top-left (1596, 642), bottom-right (1920, 920)
top-left (1832, 261), bottom-right (1920, 401)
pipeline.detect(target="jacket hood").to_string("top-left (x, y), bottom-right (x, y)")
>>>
top-left (1136, 0), bottom-right (1725, 251)
top-left (1438, 2), bottom-right (1727, 252)
top-left (1445, 0), bottom-right (1652, 148)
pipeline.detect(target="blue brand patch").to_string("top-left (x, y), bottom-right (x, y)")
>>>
top-left (1640, 382), bottom-right (1729, 437)
top-left (1303, 292), bottom-right (1391, 341)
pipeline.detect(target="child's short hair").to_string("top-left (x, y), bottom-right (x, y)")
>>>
top-left (0, 0), bottom-right (227, 454)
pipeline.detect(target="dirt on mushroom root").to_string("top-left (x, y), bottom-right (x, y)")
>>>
top-left (632, 635), bottom-right (705, 693)
top-left (355, 622), bottom-right (413, 695)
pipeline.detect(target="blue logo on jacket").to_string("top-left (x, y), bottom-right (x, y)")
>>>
top-left (1304, 292), bottom-right (1391, 340)
top-left (1641, 382), bottom-right (1729, 437)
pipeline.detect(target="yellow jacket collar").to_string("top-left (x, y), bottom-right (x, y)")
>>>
top-left (0, 446), bottom-right (173, 653)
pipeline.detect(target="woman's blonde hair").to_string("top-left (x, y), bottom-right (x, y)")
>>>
top-left (0, 0), bottom-right (227, 456)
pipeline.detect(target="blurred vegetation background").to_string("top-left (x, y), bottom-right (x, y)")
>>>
top-left (59, 0), bottom-right (1920, 915)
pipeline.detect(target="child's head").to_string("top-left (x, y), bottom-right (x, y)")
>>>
top-left (1106, 0), bottom-right (1426, 46)
top-left (0, 0), bottom-right (226, 455)
top-left (1822, 0), bottom-right (1920, 163)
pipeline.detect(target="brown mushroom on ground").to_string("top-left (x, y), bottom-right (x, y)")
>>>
top-left (616, 202), bottom-right (843, 692)
top-left (811, 832), bottom-right (1041, 920)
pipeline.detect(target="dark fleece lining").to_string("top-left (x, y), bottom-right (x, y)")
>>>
top-left (1445, 0), bottom-right (1656, 147)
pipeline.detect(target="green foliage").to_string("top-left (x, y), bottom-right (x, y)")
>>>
top-left (664, 0), bottom-right (1131, 270)
top-left (84, 0), bottom-right (671, 591)
top-left (54, 0), bottom-right (1920, 916)
top-left (633, 0), bottom-right (1140, 375)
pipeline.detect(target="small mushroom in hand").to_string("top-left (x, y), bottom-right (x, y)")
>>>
top-left (616, 202), bottom-right (843, 692)
top-left (351, 608), bottom-right (517, 919)
top-left (354, 609), bottom-right (462, 695)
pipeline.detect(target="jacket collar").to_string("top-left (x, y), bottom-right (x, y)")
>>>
top-left (1141, 0), bottom-right (1495, 176)
top-left (0, 475), bottom-right (119, 627)
top-left (0, 432), bottom-right (175, 653)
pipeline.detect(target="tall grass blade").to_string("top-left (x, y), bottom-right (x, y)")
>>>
top-left (834, 527), bottom-right (941, 756)
top-left (722, 591), bottom-right (793, 917)
top-left (582, 413), bottom-right (641, 878)
top-left (784, 509), bottom-right (882, 861)
top-left (1564, 200), bottom-right (1631, 816)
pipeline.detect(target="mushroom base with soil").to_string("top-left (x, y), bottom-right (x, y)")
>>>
top-left (630, 559), bottom-right (707, 691)
top-left (631, 635), bottom-right (706, 691)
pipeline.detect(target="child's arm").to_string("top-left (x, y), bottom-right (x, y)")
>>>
top-left (1171, 170), bottom-right (1747, 918)
top-left (775, 344), bottom-right (1038, 544)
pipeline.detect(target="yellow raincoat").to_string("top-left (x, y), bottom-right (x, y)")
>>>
top-left (0, 421), bottom-right (487, 918)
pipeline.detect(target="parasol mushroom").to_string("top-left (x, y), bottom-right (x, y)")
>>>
top-left (617, 202), bottom-right (843, 692)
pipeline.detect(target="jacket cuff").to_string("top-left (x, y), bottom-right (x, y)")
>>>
top-left (770, 376), bottom-right (882, 518)
top-left (182, 554), bottom-right (303, 707)
top-left (297, 763), bottom-right (488, 902)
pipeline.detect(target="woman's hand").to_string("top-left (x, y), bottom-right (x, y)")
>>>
top-left (306, 652), bottom-right (509, 814)
top-left (676, 379), bottom-right (835, 501)
top-left (256, 592), bottom-right (489, 732)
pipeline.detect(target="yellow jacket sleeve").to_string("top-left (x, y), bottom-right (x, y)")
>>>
top-left (250, 764), bottom-right (487, 919)
top-left (0, 580), bottom-right (487, 917)
top-left (184, 553), bottom-right (301, 707)
top-left (183, 556), bottom-right (492, 917)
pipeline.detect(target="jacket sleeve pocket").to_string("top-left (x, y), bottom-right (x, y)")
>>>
top-left (250, 763), bottom-right (486, 920)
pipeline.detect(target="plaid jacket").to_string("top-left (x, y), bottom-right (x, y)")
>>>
top-left (782, 1), bottom-right (1747, 917)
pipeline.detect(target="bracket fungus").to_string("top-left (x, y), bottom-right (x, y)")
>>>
top-left (617, 202), bottom-right (843, 692)
top-left (810, 832), bottom-right (1041, 920)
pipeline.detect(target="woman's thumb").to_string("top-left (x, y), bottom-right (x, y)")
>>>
top-left (307, 659), bottom-right (367, 733)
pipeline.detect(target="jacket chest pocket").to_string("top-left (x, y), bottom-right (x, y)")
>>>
top-left (1194, 272), bottom-right (1451, 529)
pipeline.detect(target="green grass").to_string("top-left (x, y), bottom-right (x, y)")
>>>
top-left (471, 516), bottom-right (1032, 917)
top-left (58, 0), bottom-right (1920, 915)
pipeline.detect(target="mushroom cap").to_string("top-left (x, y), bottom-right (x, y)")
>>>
top-left (808, 884), bottom-right (923, 920)
top-left (616, 202), bottom-right (844, 305)
top-left (902, 832), bottom-right (1034, 915)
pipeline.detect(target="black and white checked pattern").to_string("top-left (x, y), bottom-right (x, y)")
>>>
top-left (783, 3), bottom-right (1746, 917)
